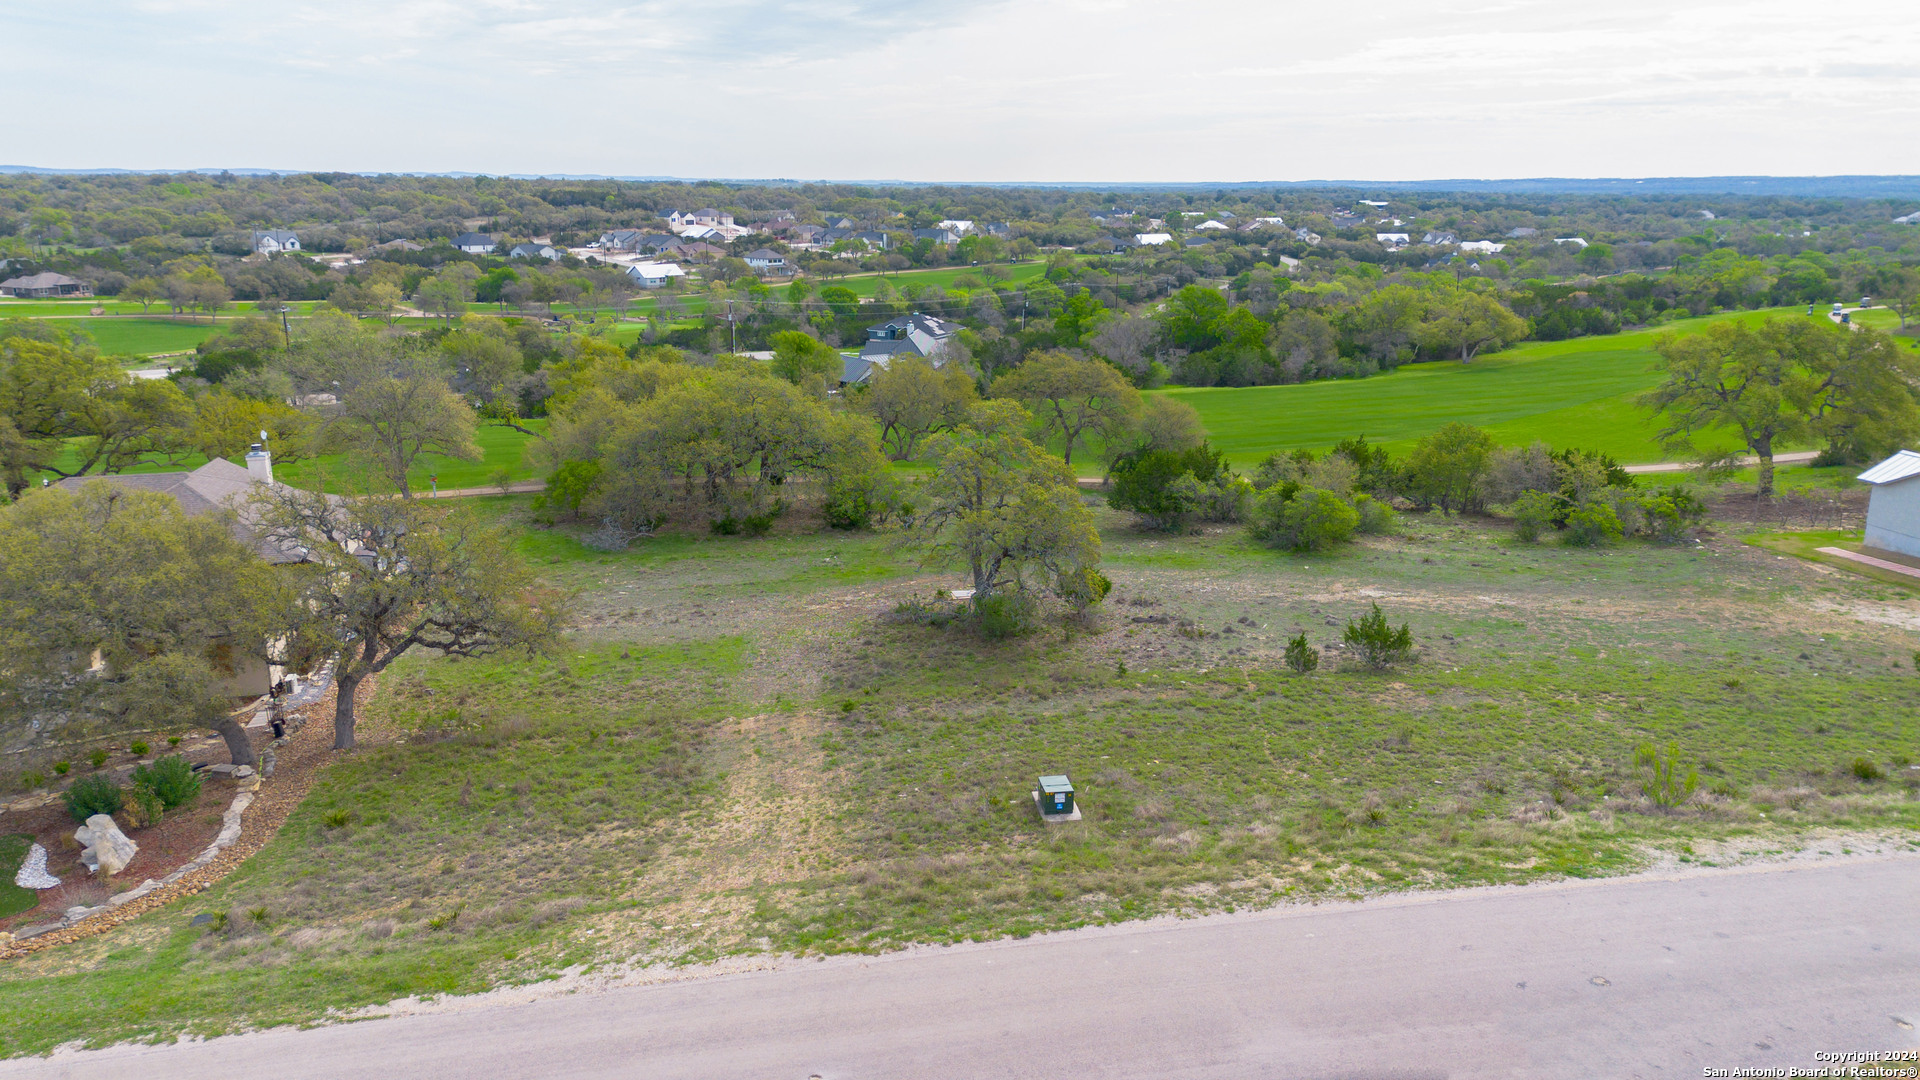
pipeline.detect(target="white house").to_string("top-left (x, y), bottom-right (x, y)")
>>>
top-left (1859, 451), bottom-right (1920, 558)
top-left (1459, 240), bottom-right (1506, 254)
top-left (509, 242), bottom-right (560, 261)
top-left (1376, 232), bottom-right (1410, 246)
top-left (1194, 220), bottom-right (1229, 231)
top-left (453, 232), bottom-right (497, 254)
top-left (1554, 237), bottom-right (1590, 248)
top-left (744, 248), bottom-right (788, 274)
top-left (624, 262), bottom-right (687, 289)
top-left (935, 219), bottom-right (974, 234)
top-left (252, 230), bottom-right (300, 255)
top-left (1133, 232), bottom-right (1172, 246)
top-left (667, 208), bottom-right (734, 229)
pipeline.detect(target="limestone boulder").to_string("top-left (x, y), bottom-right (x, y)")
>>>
top-left (74, 814), bottom-right (138, 876)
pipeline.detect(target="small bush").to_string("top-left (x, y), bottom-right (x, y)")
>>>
top-left (322, 808), bottom-right (353, 829)
top-left (1283, 632), bottom-right (1320, 674)
top-left (1851, 757), bottom-right (1884, 781)
top-left (1352, 494), bottom-right (1395, 535)
top-left (1343, 603), bottom-right (1414, 669)
top-left (123, 785), bottom-right (165, 828)
top-left (1510, 490), bottom-right (1557, 543)
top-left (167, 736), bottom-right (182, 748)
top-left (1564, 498), bottom-right (1624, 546)
top-left (488, 467), bottom-right (515, 495)
top-left (1635, 485), bottom-right (1706, 541)
top-left (974, 591), bottom-right (1039, 641)
top-left (63, 773), bottom-right (124, 823)
top-left (132, 755), bottom-right (201, 810)
top-left (1057, 567), bottom-right (1112, 612)
top-left (53, 761), bottom-right (70, 776)
top-left (87, 748), bottom-right (110, 770)
top-left (19, 769), bottom-right (47, 791)
top-left (1249, 486), bottom-right (1359, 552)
top-left (129, 740), bottom-right (149, 756)
top-left (1636, 742), bottom-right (1698, 808)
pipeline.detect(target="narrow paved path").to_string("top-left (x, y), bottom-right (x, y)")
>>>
top-left (8, 855), bottom-right (1915, 1079)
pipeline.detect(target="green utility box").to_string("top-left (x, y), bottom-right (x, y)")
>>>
top-left (1039, 775), bottom-right (1075, 816)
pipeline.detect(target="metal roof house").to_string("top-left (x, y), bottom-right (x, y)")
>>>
top-left (1859, 450), bottom-right (1920, 558)
top-left (452, 232), bottom-right (497, 254)
top-left (509, 242), bottom-right (560, 261)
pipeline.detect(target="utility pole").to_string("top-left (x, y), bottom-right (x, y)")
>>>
top-left (726, 298), bottom-right (737, 354)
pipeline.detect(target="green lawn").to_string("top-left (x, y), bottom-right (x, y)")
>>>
top-left (1165, 309), bottom-right (1801, 466)
top-left (79, 319), bottom-right (226, 357)
top-left (40, 420), bottom-right (545, 494)
top-left (3, 498), bottom-right (1917, 1052)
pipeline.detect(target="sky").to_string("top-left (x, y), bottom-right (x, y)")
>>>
top-left (5, 0), bottom-right (1918, 182)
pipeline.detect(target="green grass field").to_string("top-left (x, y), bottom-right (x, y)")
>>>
top-left (73, 319), bottom-right (223, 357)
top-left (40, 420), bottom-right (545, 494)
top-left (2, 496), bottom-right (1916, 1051)
top-left (1162, 310), bottom-right (1810, 466)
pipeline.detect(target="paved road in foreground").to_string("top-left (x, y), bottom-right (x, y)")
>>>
top-left (8, 857), bottom-right (1916, 1079)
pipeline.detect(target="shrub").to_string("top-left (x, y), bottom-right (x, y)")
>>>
top-left (1563, 498), bottom-right (1623, 546)
top-left (132, 755), bottom-right (201, 810)
top-left (63, 773), bottom-right (124, 823)
top-left (124, 785), bottom-right (165, 828)
top-left (1510, 490), bottom-right (1557, 543)
top-left (1850, 756), bottom-right (1884, 781)
top-left (87, 748), bottom-right (110, 770)
top-left (488, 467), bottom-right (516, 495)
top-left (53, 761), bottom-right (70, 776)
top-left (974, 591), bottom-right (1039, 641)
top-left (1108, 444), bottom-right (1239, 530)
top-left (129, 740), bottom-right (149, 756)
top-left (1343, 603), bottom-right (1414, 669)
top-left (533, 459), bottom-right (604, 522)
top-left (1352, 493), bottom-right (1395, 535)
top-left (1248, 486), bottom-right (1359, 552)
top-left (823, 486), bottom-right (884, 530)
top-left (19, 769), bottom-right (47, 791)
top-left (1636, 742), bottom-right (1698, 808)
top-left (1283, 632), bottom-right (1320, 674)
top-left (1057, 567), bottom-right (1112, 612)
top-left (1635, 485), bottom-right (1707, 541)
top-left (167, 736), bottom-right (182, 748)
top-left (322, 808), bottom-right (353, 829)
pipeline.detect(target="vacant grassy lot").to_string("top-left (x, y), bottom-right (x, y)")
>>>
top-left (2, 489), bottom-right (1916, 1052)
top-left (1168, 309), bottom-right (1798, 465)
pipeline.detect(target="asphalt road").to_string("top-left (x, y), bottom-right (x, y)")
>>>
top-left (8, 856), bottom-right (1917, 1079)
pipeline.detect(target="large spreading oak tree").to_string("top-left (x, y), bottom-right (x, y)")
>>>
top-left (254, 487), bottom-right (566, 749)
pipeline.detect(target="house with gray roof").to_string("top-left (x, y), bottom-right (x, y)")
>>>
top-left (453, 232), bottom-right (498, 254)
top-left (251, 230), bottom-right (300, 255)
top-left (841, 312), bottom-right (962, 384)
top-left (509, 242), bottom-right (561, 261)
top-left (0, 272), bottom-right (90, 298)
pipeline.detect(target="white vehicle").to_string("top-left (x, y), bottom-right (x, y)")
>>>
top-left (1833, 302), bottom-right (1845, 313)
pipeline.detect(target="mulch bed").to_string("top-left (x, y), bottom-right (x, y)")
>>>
top-left (0, 676), bottom-right (377, 960)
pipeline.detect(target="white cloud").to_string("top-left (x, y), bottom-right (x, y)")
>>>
top-left (2, 0), bottom-right (1916, 179)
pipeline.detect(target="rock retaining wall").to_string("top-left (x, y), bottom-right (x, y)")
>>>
top-left (0, 675), bottom-right (376, 960)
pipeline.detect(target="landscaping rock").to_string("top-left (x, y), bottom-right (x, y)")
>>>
top-left (233, 765), bottom-right (255, 779)
top-left (74, 814), bottom-right (138, 875)
top-left (206, 763), bottom-right (236, 776)
top-left (13, 843), bottom-right (60, 889)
